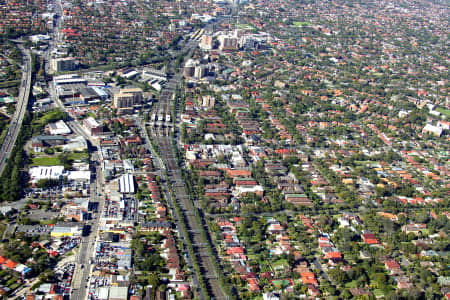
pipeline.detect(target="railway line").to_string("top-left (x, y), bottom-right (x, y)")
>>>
top-left (146, 34), bottom-right (227, 299)
top-left (154, 135), bottom-right (225, 299)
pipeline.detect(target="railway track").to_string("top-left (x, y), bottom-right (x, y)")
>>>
top-left (155, 135), bottom-right (225, 299)
top-left (146, 32), bottom-right (228, 299)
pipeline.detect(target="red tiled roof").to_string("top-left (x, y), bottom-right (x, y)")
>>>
top-left (3, 260), bottom-right (18, 269)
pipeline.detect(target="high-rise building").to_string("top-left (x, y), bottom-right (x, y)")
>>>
top-left (201, 95), bottom-right (215, 108)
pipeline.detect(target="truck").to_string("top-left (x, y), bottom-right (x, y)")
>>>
top-left (166, 114), bottom-right (171, 122)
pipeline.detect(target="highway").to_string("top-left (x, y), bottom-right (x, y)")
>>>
top-left (0, 45), bottom-right (32, 176)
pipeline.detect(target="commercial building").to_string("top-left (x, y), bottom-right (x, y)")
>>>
top-left (108, 286), bottom-right (128, 300)
top-left (50, 223), bottom-right (83, 237)
top-left (218, 35), bottom-right (238, 51)
top-left (80, 87), bottom-right (101, 103)
top-left (142, 67), bottom-right (167, 82)
top-left (83, 117), bottom-right (103, 136)
top-left (63, 136), bottom-right (88, 152)
top-left (67, 170), bottom-right (91, 182)
top-left (50, 57), bottom-right (77, 73)
top-left (31, 135), bottom-right (66, 151)
top-left (53, 74), bottom-right (86, 86)
top-left (113, 88), bottom-right (143, 115)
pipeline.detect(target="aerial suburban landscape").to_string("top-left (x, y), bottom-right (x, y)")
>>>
top-left (0, 0), bottom-right (448, 299)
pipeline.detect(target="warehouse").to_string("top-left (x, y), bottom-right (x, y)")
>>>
top-left (118, 174), bottom-right (135, 194)
top-left (48, 120), bottom-right (71, 135)
top-left (29, 166), bottom-right (65, 183)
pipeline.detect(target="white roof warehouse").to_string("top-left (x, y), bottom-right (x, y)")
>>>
top-left (118, 174), bottom-right (135, 194)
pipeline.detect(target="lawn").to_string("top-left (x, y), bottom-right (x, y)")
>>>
top-left (436, 107), bottom-right (450, 118)
top-left (272, 259), bottom-right (289, 270)
top-left (0, 123), bottom-right (8, 147)
top-left (246, 254), bottom-right (259, 260)
top-left (31, 156), bottom-right (61, 166)
top-left (31, 109), bottom-right (66, 132)
top-left (0, 80), bottom-right (20, 88)
top-left (31, 152), bottom-right (89, 166)
top-left (373, 289), bottom-right (384, 298)
top-left (293, 21), bottom-right (312, 27)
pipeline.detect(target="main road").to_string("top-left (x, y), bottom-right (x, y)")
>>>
top-left (49, 76), bottom-right (106, 300)
top-left (0, 45), bottom-right (32, 176)
top-left (71, 153), bottom-right (106, 300)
